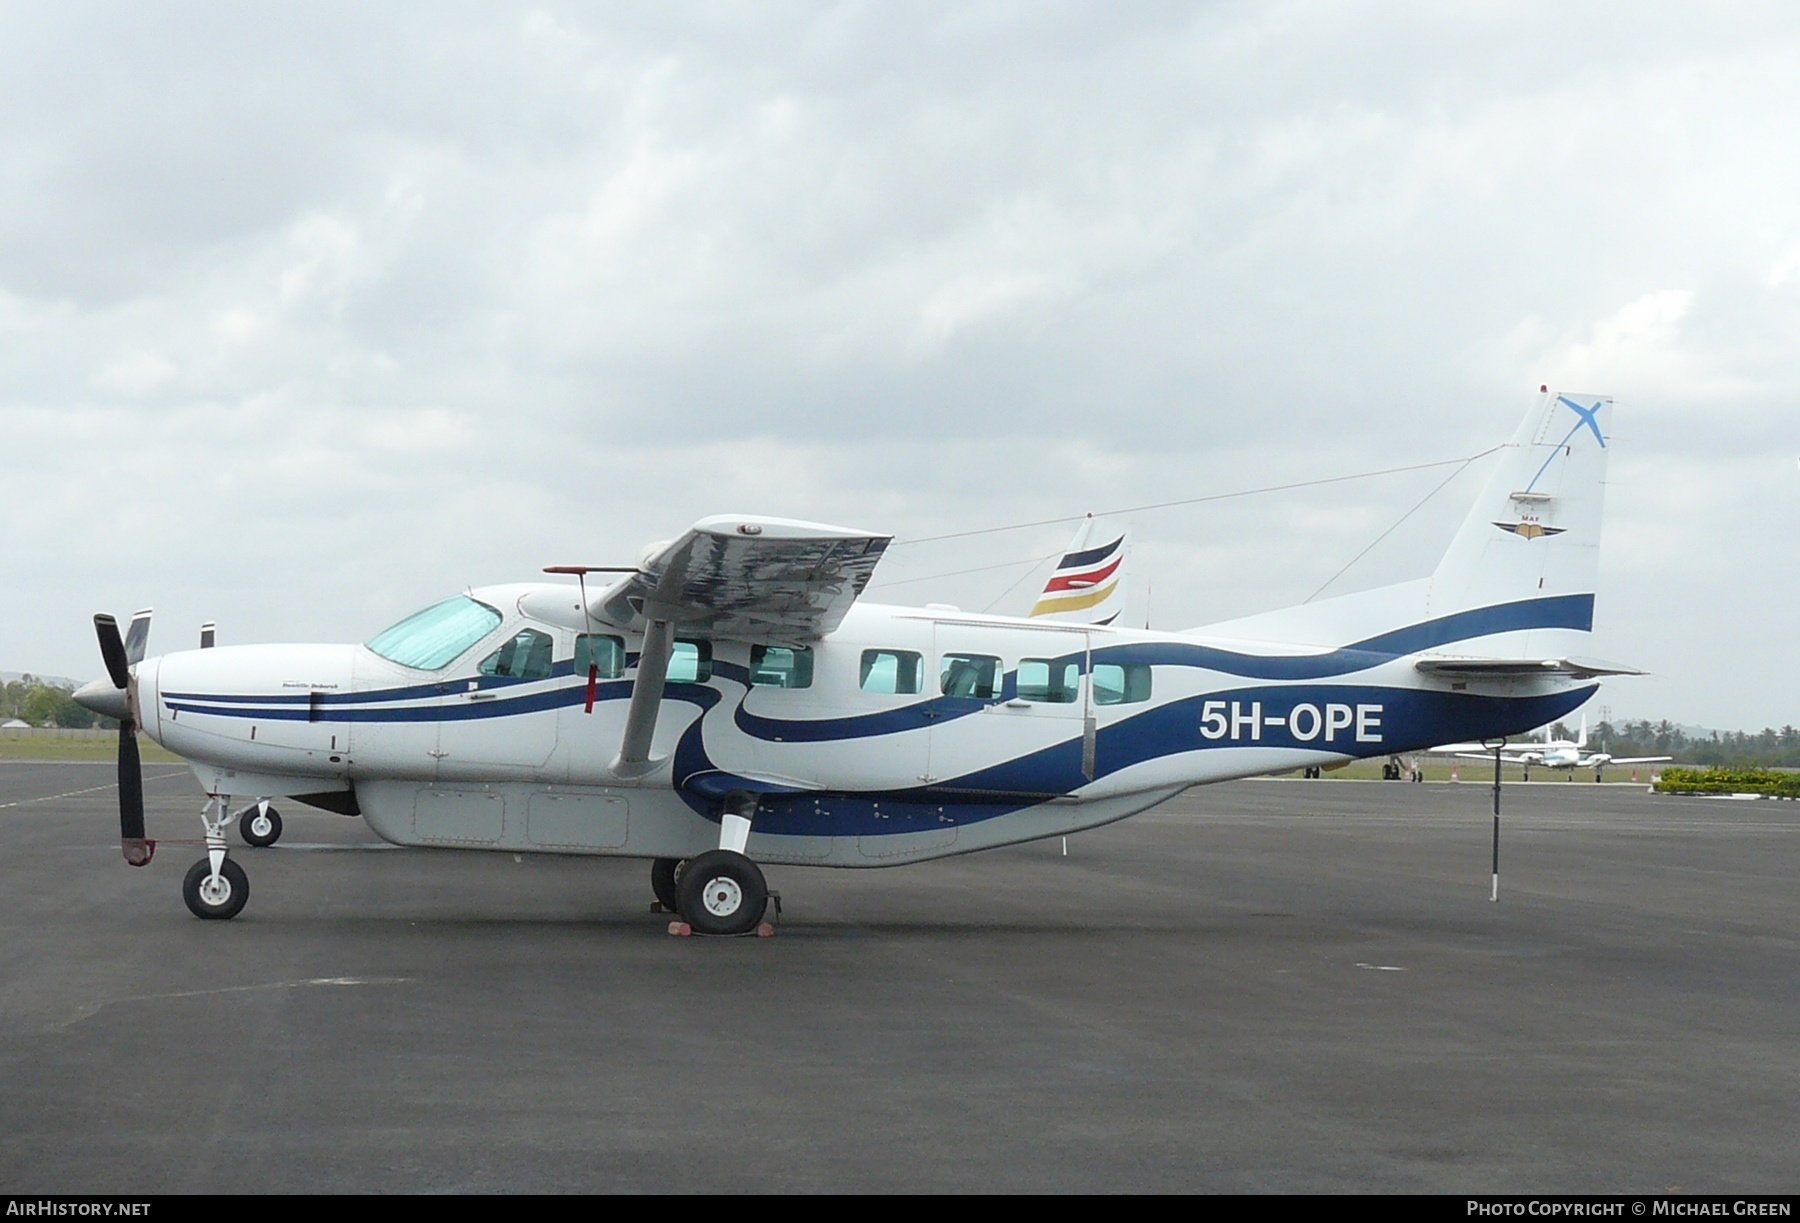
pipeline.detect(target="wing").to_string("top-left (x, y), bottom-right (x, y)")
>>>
top-left (1607, 755), bottom-right (1673, 765)
top-left (1416, 656), bottom-right (1645, 680)
top-left (596, 515), bottom-right (892, 643)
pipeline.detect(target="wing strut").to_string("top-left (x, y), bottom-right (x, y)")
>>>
top-left (613, 616), bottom-right (675, 778)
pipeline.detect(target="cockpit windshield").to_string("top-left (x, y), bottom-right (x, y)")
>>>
top-left (366, 596), bottom-right (503, 670)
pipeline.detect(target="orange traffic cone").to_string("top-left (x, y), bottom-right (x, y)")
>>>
top-left (1449, 763), bottom-right (1459, 784)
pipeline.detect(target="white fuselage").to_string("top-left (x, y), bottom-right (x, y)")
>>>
top-left (132, 584), bottom-right (1597, 867)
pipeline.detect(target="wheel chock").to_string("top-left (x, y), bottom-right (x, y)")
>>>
top-left (666, 919), bottom-right (775, 938)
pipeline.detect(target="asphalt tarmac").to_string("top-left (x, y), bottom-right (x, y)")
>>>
top-left (1, 761), bottom-right (1796, 1193)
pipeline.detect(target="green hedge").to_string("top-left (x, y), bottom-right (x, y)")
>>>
top-left (1653, 766), bottom-right (1800, 796)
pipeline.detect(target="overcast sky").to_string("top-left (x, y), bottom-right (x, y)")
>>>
top-left (2, 2), bottom-right (1796, 728)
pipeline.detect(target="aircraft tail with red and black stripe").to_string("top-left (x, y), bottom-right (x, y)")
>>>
top-left (1029, 516), bottom-right (1128, 626)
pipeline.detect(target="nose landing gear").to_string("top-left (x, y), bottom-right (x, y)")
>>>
top-left (184, 794), bottom-right (249, 920)
top-left (183, 857), bottom-right (249, 920)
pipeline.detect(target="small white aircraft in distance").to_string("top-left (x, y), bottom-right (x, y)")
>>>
top-left (77, 390), bottom-right (1640, 936)
top-left (1431, 712), bottom-right (1670, 781)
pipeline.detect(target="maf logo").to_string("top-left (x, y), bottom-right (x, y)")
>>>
top-left (1493, 518), bottom-right (1565, 540)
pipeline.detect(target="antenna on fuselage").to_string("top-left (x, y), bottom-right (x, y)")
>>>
top-left (544, 565), bottom-right (637, 713)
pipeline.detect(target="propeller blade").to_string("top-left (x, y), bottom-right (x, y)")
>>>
top-left (94, 614), bottom-right (131, 690)
top-left (123, 608), bottom-right (153, 665)
top-left (118, 721), bottom-right (153, 866)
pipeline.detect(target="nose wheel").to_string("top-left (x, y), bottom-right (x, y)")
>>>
top-left (182, 857), bottom-right (249, 920)
top-left (181, 793), bottom-right (251, 920)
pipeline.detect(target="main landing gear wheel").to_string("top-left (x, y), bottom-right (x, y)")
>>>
top-left (650, 857), bottom-right (685, 911)
top-left (675, 850), bottom-right (768, 937)
top-left (240, 805), bottom-right (282, 848)
top-left (182, 858), bottom-right (249, 920)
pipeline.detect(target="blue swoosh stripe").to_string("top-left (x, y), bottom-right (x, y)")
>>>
top-left (168, 680), bottom-right (709, 724)
top-left (728, 594), bottom-right (1594, 741)
top-left (676, 683), bottom-right (1598, 835)
top-left (1092, 593), bottom-right (1593, 681)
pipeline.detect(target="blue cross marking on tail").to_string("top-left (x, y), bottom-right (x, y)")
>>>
top-left (1524, 395), bottom-right (1607, 492)
top-left (1557, 396), bottom-right (1607, 448)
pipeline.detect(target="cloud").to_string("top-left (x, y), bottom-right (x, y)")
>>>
top-left (2, 3), bottom-right (1798, 725)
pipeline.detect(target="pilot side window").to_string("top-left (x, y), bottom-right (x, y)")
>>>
top-left (750, 645), bottom-right (814, 689)
top-left (477, 628), bottom-right (555, 681)
top-left (574, 633), bottom-right (626, 679)
top-left (669, 639), bottom-right (713, 684)
top-left (939, 653), bottom-right (1001, 699)
top-left (365, 595), bottom-right (503, 671)
top-left (860, 649), bottom-right (923, 695)
top-left (1092, 662), bottom-right (1152, 705)
top-left (1017, 658), bottom-right (1080, 703)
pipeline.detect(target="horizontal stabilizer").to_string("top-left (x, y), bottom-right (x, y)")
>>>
top-left (1416, 655), bottom-right (1644, 680)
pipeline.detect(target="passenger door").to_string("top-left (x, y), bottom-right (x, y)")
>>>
top-left (928, 624), bottom-right (1090, 796)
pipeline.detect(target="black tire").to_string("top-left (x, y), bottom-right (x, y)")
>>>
top-left (650, 857), bottom-right (684, 910)
top-left (675, 850), bottom-right (768, 936)
top-left (241, 805), bottom-right (282, 848)
top-left (182, 857), bottom-right (249, 920)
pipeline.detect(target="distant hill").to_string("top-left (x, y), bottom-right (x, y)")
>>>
top-left (1, 671), bottom-right (83, 688)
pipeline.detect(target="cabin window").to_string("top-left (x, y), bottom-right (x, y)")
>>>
top-left (574, 633), bottom-right (626, 680)
top-left (1017, 658), bottom-right (1080, 703)
top-left (939, 653), bottom-right (1001, 699)
top-left (669, 639), bottom-right (713, 684)
top-left (477, 629), bottom-right (555, 681)
top-left (860, 649), bottom-right (923, 695)
top-left (750, 645), bottom-right (814, 689)
top-left (366, 596), bottom-right (503, 670)
top-left (1092, 662), bottom-right (1152, 705)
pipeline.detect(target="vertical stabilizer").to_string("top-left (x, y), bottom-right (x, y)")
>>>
top-left (1029, 516), bottom-right (1128, 626)
top-left (1426, 391), bottom-right (1612, 658)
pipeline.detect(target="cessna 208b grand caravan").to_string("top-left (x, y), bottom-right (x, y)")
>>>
top-left (76, 390), bottom-right (1635, 936)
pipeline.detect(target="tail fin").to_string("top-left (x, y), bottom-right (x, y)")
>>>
top-left (1029, 516), bottom-right (1128, 626)
top-left (1425, 390), bottom-right (1612, 656)
top-left (1189, 390), bottom-right (1613, 654)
